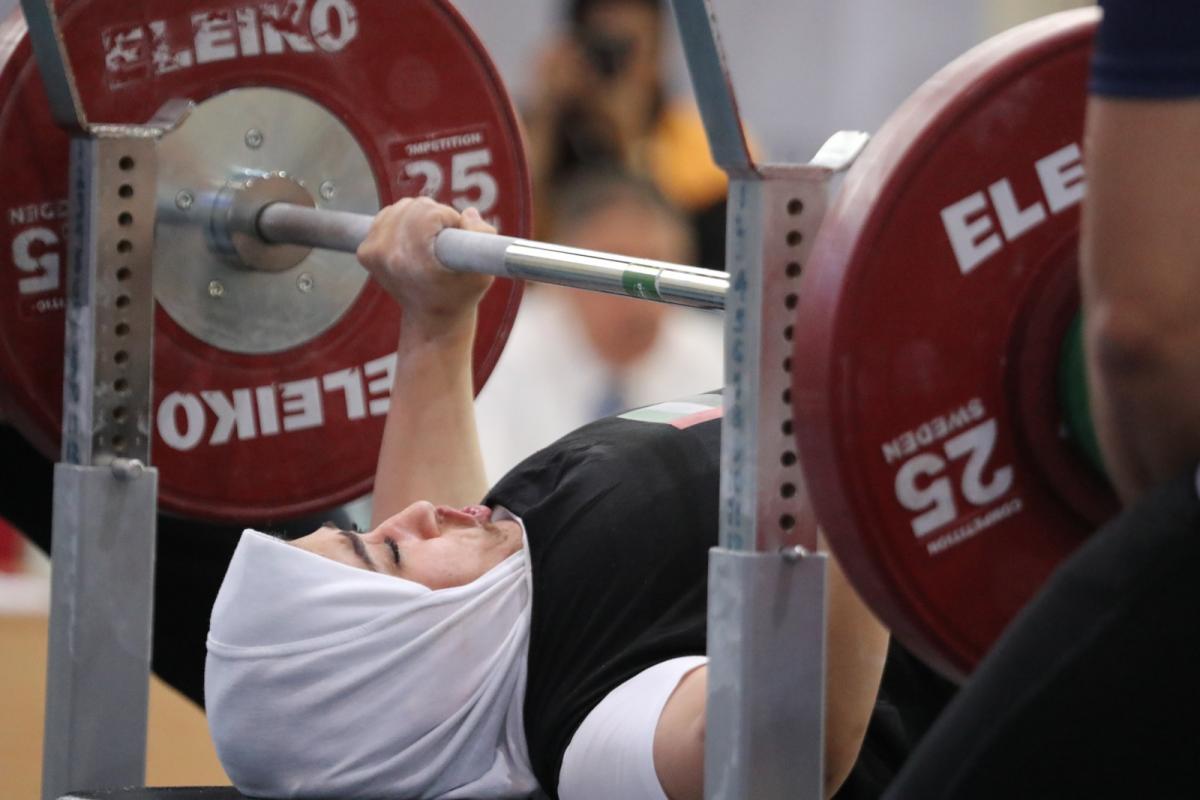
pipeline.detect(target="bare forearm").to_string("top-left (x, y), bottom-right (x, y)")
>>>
top-left (821, 546), bottom-right (889, 797)
top-left (653, 547), bottom-right (887, 800)
top-left (354, 198), bottom-right (495, 523)
top-left (1081, 98), bottom-right (1200, 501)
top-left (371, 311), bottom-right (488, 525)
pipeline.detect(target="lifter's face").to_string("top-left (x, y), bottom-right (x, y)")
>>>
top-left (289, 502), bottom-right (523, 589)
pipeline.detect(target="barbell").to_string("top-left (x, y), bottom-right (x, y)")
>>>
top-left (0, 0), bottom-right (1110, 677)
top-left (210, 185), bottom-right (728, 308)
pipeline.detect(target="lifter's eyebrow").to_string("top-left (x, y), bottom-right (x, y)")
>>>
top-left (334, 528), bottom-right (377, 571)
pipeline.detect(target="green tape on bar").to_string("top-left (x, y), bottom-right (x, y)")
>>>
top-left (622, 267), bottom-right (661, 301)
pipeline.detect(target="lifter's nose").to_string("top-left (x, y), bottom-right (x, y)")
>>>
top-left (461, 505), bottom-right (493, 523)
top-left (435, 505), bottom-right (488, 526)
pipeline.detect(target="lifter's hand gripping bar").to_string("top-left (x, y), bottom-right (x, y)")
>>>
top-left (252, 202), bottom-right (728, 309)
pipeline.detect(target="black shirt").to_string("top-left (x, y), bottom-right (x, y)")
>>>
top-left (486, 411), bottom-right (719, 795)
top-left (1092, 0), bottom-right (1200, 97)
top-left (486, 410), bottom-right (955, 798)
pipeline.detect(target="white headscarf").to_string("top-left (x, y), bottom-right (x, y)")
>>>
top-left (205, 526), bottom-right (538, 799)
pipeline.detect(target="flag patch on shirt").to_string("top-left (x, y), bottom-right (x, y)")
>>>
top-left (619, 393), bottom-right (723, 429)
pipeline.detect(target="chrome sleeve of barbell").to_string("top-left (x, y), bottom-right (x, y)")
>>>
top-left (504, 243), bottom-right (727, 308)
top-left (256, 203), bottom-right (373, 253)
top-left (501, 241), bottom-right (724, 307)
top-left (656, 271), bottom-right (728, 308)
top-left (520, 238), bottom-right (726, 279)
top-left (438, 229), bottom-right (726, 307)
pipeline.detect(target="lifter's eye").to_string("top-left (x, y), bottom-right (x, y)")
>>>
top-left (385, 538), bottom-right (401, 566)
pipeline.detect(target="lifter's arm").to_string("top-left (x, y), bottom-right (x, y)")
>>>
top-left (653, 543), bottom-right (888, 800)
top-left (1081, 99), bottom-right (1200, 502)
top-left (356, 198), bottom-right (496, 524)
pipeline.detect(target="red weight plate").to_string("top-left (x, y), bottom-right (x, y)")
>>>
top-left (0, 0), bottom-right (529, 521)
top-left (793, 9), bottom-right (1118, 680)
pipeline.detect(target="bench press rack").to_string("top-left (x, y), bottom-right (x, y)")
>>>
top-left (18, 0), bottom-right (865, 797)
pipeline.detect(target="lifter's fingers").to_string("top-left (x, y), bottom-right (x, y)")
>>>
top-left (356, 197), bottom-right (415, 267)
top-left (459, 206), bottom-right (496, 236)
top-left (403, 196), bottom-right (464, 266)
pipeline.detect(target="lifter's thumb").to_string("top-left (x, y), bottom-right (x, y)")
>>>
top-left (460, 206), bottom-right (496, 235)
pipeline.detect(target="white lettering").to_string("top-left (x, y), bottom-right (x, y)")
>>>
top-left (1036, 143), bottom-right (1086, 214)
top-left (14, 227), bottom-right (60, 295)
top-left (310, 0), bottom-right (358, 52)
top-left (944, 419), bottom-right (1014, 506)
top-left (262, 2), bottom-right (316, 54)
top-left (927, 497), bottom-right (1024, 555)
top-left (150, 20), bottom-right (195, 74)
top-left (940, 143), bottom-right (1086, 274)
top-left (987, 178), bottom-right (1046, 241)
top-left (255, 385), bottom-right (280, 435)
top-left (280, 377), bottom-right (324, 431)
top-left (103, 25), bottom-right (146, 75)
top-left (915, 423), bottom-right (934, 448)
top-left (236, 8), bottom-right (263, 56)
top-left (891, 416), bottom-right (1017, 539)
top-left (155, 352), bottom-right (391, 451)
top-left (8, 200), bottom-right (67, 226)
top-left (193, 12), bottom-right (239, 64)
top-left (404, 132), bottom-right (485, 157)
top-left (895, 453), bottom-right (956, 537)
top-left (158, 392), bottom-right (206, 451)
top-left (201, 388), bottom-right (257, 444)
top-left (450, 148), bottom-right (499, 214)
top-left (103, 1), bottom-right (361, 86)
top-left (323, 367), bottom-right (367, 420)
top-left (405, 160), bottom-right (443, 198)
top-left (880, 398), bottom-right (986, 464)
top-left (941, 192), bottom-right (1001, 275)
top-left (365, 353), bottom-right (396, 416)
top-left (34, 297), bottom-right (64, 314)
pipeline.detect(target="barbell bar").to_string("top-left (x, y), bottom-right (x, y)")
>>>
top-left (248, 200), bottom-right (729, 309)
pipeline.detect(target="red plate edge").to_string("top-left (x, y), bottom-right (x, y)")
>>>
top-left (792, 8), bottom-right (1100, 680)
top-left (0, 0), bottom-right (532, 522)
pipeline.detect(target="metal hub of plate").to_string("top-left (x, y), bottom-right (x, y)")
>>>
top-left (213, 172), bottom-right (316, 274)
top-left (156, 87), bottom-right (375, 355)
top-left (0, 0), bottom-right (530, 521)
top-left (792, 9), bottom-right (1113, 680)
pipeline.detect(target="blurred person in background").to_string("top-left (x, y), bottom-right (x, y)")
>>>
top-left (474, 168), bottom-right (723, 481)
top-left (522, 0), bottom-right (730, 268)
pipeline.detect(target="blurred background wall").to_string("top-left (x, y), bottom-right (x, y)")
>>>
top-left (452, 0), bottom-right (1091, 163)
top-left (0, 0), bottom-right (1091, 161)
